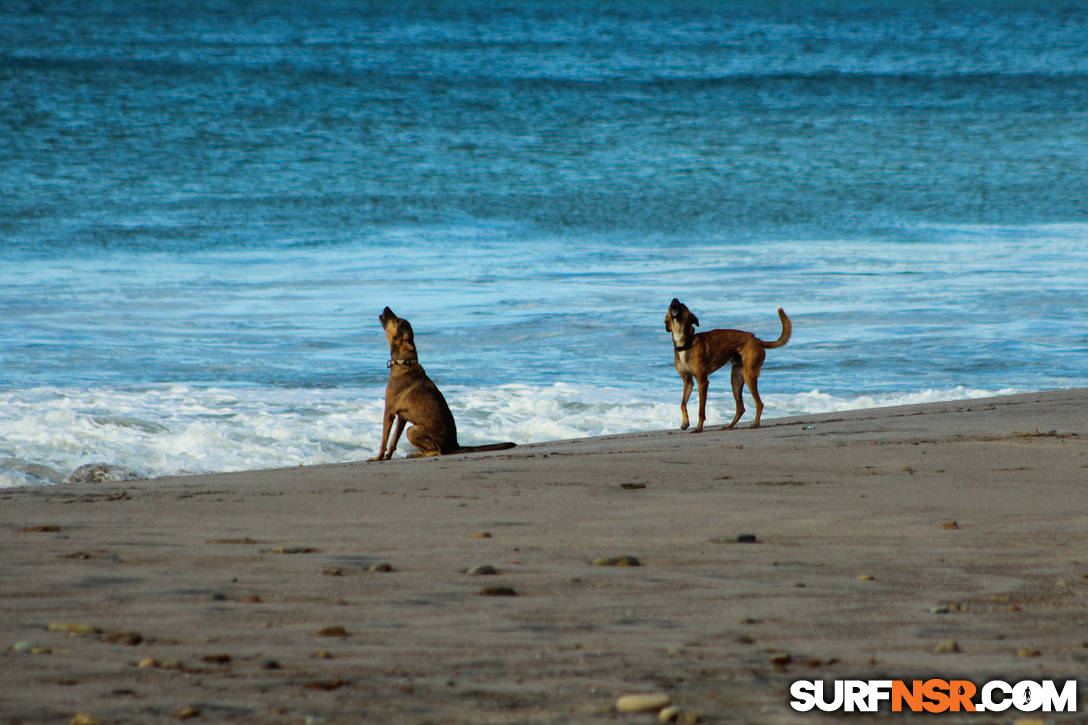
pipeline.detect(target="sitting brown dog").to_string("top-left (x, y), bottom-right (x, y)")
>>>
top-left (665, 299), bottom-right (791, 432)
top-left (369, 307), bottom-right (516, 460)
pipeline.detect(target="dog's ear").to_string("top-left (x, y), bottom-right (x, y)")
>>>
top-left (690, 313), bottom-right (699, 328)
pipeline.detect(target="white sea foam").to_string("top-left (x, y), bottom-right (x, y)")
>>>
top-left (449, 383), bottom-right (1022, 445)
top-left (0, 383), bottom-right (1022, 487)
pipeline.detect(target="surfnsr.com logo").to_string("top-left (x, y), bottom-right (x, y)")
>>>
top-left (789, 679), bottom-right (1078, 713)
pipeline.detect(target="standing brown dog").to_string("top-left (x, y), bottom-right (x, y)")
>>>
top-left (665, 299), bottom-right (791, 432)
top-left (369, 307), bottom-right (516, 460)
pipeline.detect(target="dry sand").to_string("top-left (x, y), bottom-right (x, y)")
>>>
top-left (2, 389), bottom-right (1086, 724)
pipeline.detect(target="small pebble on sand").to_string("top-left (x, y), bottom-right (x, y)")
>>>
top-left (616, 693), bottom-right (671, 713)
top-left (660, 706), bottom-right (702, 724)
top-left (593, 555), bottom-right (641, 567)
top-left (478, 586), bottom-right (517, 596)
top-left (316, 626), bottom-right (349, 637)
top-left (659, 706), bottom-right (681, 723)
top-left (104, 631), bottom-right (143, 646)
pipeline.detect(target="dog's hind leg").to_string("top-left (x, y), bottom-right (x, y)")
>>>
top-left (724, 363), bottom-right (746, 430)
top-left (745, 363), bottom-right (764, 429)
top-left (679, 374), bottom-right (693, 430)
top-left (406, 425), bottom-right (444, 457)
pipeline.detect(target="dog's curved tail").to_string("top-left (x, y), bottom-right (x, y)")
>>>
top-left (455, 442), bottom-right (517, 454)
top-left (760, 308), bottom-right (791, 349)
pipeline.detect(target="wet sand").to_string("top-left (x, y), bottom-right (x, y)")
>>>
top-left (2, 389), bottom-right (1086, 724)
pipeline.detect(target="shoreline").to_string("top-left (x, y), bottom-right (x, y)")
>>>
top-left (0, 384), bottom-right (1044, 489)
top-left (2, 388), bottom-right (1086, 723)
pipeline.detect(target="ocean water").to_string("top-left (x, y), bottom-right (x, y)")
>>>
top-left (2, 0), bottom-right (1086, 486)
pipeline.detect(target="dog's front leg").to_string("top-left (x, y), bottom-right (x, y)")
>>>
top-left (694, 376), bottom-right (709, 433)
top-left (679, 374), bottom-right (693, 430)
top-left (385, 415), bottom-right (407, 459)
top-left (369, 410), bottom-right (396, 461)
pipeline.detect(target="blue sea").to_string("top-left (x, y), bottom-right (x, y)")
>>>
top-left (2, 0), bottom-right (1087, 486)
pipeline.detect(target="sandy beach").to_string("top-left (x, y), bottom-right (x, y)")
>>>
top-left (2, 389), bottom-right (1086, 724)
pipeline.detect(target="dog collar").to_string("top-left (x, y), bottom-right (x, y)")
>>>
top-left (387, 358), bottom-right (418, 368)
top-left (674, 341), bottom-right (693, 352)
